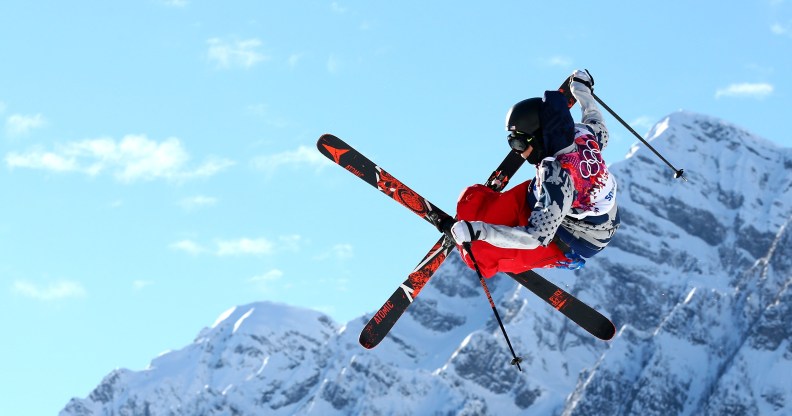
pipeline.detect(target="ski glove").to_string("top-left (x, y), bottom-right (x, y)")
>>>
top-left (570, 69), bottom-right (594, 92)
top-left (449, 220), bottom-right (487, 245)
top-left (570, 69), bottom-right (604, 130)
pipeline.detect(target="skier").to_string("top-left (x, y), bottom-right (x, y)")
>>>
top-left (443, 70), bottom-right (619, 278)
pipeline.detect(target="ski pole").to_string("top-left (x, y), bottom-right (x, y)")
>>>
top-left (590, 91), bottom-right (687, 182)
top-left (462, 242), bottom-right (523, 371)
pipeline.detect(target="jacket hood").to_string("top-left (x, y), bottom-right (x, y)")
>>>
top-left (539, 90), bottom-right (576, 157)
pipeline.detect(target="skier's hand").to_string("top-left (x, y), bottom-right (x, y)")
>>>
top-left (449, 221), bottom-right (487, 245)
top-left (570, 69), bottom-right (599, 117)
top-left (570, 69), bottom-right (594, 93)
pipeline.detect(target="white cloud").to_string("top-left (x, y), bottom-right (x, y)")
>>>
top-left (207, 38), bottom-right (268, 69)
top-left (133, 280), bottom-right (154, 291)
top-left (12, 280), bottom-right (86, 301)
top-left (170, 239), bottom-right (208, 255)
top-left (715, 83), bottom-right (774, 99)
top-left (771, 19), bottom-right (792, 36)
top-left (188, 158), bottom-right (236, 179)
top-left (163, 0), bottom-right (188, 7)
top-left (5, 134), bottom-right (234, 182)
top-left (315, 243), bottom-right (354, 260)
top-left (172, 235), bottom-right (305, 257)
top-left (538, 55), bottom-right (572, 68)
top-left (331, 2), bottom-right (347, 13)
top-left (277, 234), bottom-right (303, 252)
top-left (248, 269), bottom-right (284, 293)
top-left (179, 195), bottom-right (218, 210)
top-left (6, 150), bottom-right (77, 172)
top-left (252, 145), bottom-right (331, 177)
top-left (327, 54), bottom-right (341, 73)
top-left (771, 22), bottom-right (788, 35)
top-left (331, 244), bottom-right (354, 259)
top-left (249, 269), bottom-right (283, 283)
top-left (6, 113), bottom-right (46, 136)
top-left (630, 116), bottom-right (657, 133)
top-left (288, 53), bottom-right (304, 68)
top-left (216, 238), bottom-right (274, 256)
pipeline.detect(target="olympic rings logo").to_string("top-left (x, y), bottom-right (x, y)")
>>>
top-left (579, 139), bottom-right (603, 179)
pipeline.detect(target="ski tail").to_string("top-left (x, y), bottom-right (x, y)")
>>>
top-left (558, 75), bottom-right (576, 108)
top-left (359, 237), bottom-right (451, 349)
top-left (506, 270), bottom-right (616, 340)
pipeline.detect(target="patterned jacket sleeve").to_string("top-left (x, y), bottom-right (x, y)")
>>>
top-left (479, 159), bottom-right (574, 250)
top-left (574, 88), bottom-right (609, 150)
top-left (579, 119), bottom-right (609, 150)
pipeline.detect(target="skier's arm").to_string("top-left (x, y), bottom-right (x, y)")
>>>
top-left (453, 161), bottom-right (574, 250)
top-left (571, 70), bottom-right (609, 150)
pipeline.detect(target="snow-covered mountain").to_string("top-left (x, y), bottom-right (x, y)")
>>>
top-left (62, 111), bottom-right (792, 416)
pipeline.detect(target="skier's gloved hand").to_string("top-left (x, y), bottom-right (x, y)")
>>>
top-left (449, 220), bottom-right (487, 245)
top-left (570, 69), bottom-right (594, 93)
top-left (570, 69), bottom-right (600, 122)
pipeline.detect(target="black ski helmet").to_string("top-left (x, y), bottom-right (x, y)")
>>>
top-left (505, 97), bottom-right (545, 164)
top-left (505, 97), bottom-right (542, 136)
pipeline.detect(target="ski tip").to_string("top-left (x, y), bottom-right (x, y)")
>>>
top-left (358, 332), bottom-right (380, 350)
top-left (316, 133), bottom-right (334, 148)
top-left (599, 322), bottom-right (617, 341)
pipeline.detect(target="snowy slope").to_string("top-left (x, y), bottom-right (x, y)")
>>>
top-left (62, 111), bottom-right (792, 416)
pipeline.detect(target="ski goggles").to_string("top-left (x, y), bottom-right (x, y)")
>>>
top-left (506, 131), bottom-right (535, 153)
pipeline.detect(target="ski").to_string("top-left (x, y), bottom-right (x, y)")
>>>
top-left (507, 271), bottom-right (616, 340)
top-left (317, 133), bottom-right (452, 226)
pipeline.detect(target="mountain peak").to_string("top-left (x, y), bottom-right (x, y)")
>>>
top-left (201, 301), bottom-right (337, 341)
top-left (649, 110), bottom-right (780, 148)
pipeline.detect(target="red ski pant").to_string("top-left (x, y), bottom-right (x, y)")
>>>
top-left (455, 182), bottom-right (569, 278)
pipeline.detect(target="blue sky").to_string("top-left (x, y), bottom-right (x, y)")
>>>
top-left (1, 1), bottom-right (790, 414)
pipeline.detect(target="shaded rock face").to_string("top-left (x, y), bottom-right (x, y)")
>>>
top-left (64, 111), bottom-right (792, 416)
